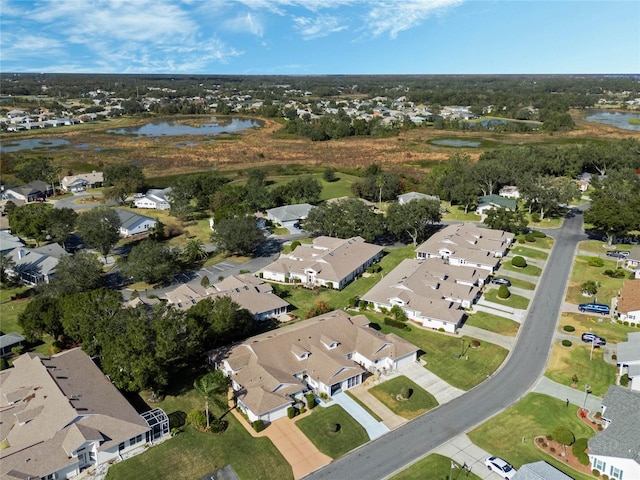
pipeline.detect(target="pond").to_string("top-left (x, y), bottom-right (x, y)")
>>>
top-left (106, 117), bottom-right (264, 136)
top-left (0, 138), bottom-right (70, 153)
top-left (584, 110), bottom-right (640, 131)
top-left (431, 139), bottom-right (481, 147)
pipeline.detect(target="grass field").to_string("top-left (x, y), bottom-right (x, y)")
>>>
top-left (525, 215), bottom-right (563, 229)
top-left (509, 246), bottom-right (549, 260)
top-left (295, 405), bottom-right (369, 459)
top-left (558, 312), bottom-right (637, 344)
top-left (498, 276), bottom-right (537, 290)
top-left (372, 318), bottom-right (508, 391)
top-left (0, 285), bottom-right (53, 356)
top-left (483, 289), bottom-right (530, 310)
top-left (578, 240), bottom-right (632, 254)
top-left (564, 255), bottom-right (626, 306)
top-left (391, 454), bottom-right (482, 480)
top-left (500, 261), bottom-right (542, 277)
top-left (514, 235), bottom-right (554, 250)
top-left (545, 341), bottom-right (616, 397)
top-left (369, 376), bottom-right (438, 419)
top-left (468, 393), bottom-right (595, 480)
top-left (464, 311), bottom-right (520, 337)
top-left (441, 205), bottom-right (481, 222)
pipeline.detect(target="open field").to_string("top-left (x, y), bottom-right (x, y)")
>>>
top-left (369, 376), bottom-right (438, 419)
top-left (565, 255), bottom-right (626, 306)
top-left (391, 454), bottom-right (482, 480)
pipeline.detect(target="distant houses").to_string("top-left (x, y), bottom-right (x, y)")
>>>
top-left (61, 171), bottom-right (104, 192)
top-left (397, 192), bottom-right (440, 205)
top-left (134, 187), bottom-right (172, 210)
top-left (475, 194), bottom-right (517, 215)
top-left (266, 203), bottom-right (314, 232)
top-left (2, 181), bottom-right (53, 203)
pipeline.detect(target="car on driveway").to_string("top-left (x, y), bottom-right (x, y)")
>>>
top-left (484, 456), bottom-right (517, 479)
top-left (578, 303), bottom-right (610, 314)
top-left (491, 277), bottom-right (511, 286)
top-left (606, 250), bottom-right (630, 258)
top-left (582, 332), bottom-right (606, 346)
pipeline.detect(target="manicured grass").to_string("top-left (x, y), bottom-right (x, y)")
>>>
top-left (558, 312), bottom-right (638, 344)
top-left (468, 393), bottom-right (595, 480)
top-left (441, 205), bottom-right (481, 222)
top-left (499, 276), bottom-right (536, 291)
top-left (545, 341), bottom-right (616, 397)
top-left (0, 285), bottom-right (53, 356)
top-left (509, 246), bottom-right (549, 260)
top-left (369, 376), bottom-right (438, 419)
top-left (391, 454), bottom-right (482, 480)
top-left (578, 240), bottom-right (630, 254)
top-left (483, 289), bottom-right (530, 310)
top-left (345, 391), bottom-right (383, 422)
top-left (525, 215), bottom-right (563, 229)
top-left (465, 311), bottom-right (520, 337)
top-left (565, 255), bottom-right (626, 306)
top-left (295, 405), bottom-right (369, 459)
top-left (501, 261), bottom-right (542, 277)
top-left (514, 235), bottom-right (555, 250)
top-left (373, 319), bottom-right (509, 391)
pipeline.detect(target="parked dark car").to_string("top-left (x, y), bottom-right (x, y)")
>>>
top-left (491, 277), bottom-right (511, 286)
top-left (578, 303), bottom-right (610, 314)
top-left (606, 250), bottom-right (630, 258)
top-left (582, 332), bottom-right (606, 346)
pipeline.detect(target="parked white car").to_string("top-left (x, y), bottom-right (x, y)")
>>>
top-left (484, 456), bottom-right (517, 479)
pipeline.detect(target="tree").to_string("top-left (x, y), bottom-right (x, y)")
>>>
top-left (212, 216), bottom-right (263, 255)
top-left (304, 198), bottom-right (384, 242)
top-left (386, 198), bottom-right (441, 245)
top-left (581, 280), bottom-right (598, 296)
top-left (76, 207), bottom-right (121, 259)
top-left (18, 295), bottom-right (63, 342)
top-left (7, 203), bottom-right (51, 245)
top-left (552, 426), bottom-right (575, 455)
top-left (323, 167), bottom-right (336, 182)
top-left (181, 238), bottom-right (208, 265)
top-left (119, 240), bottom-right (180, 284)
top-left (46, 207), bottom-right (77, 248)
top-left (16, 157), bottom-right (55, 183)
top-left (484, 208), bottom-right (529, 234)
top-left (390, 304), bottom-right (407, 322)
top-left (0, 254), bottom-right (16, 284)
top-left (48, 251), bottom-right (104, 295)
top-left (187, 296), bottom-right (255, 346)
top-left (193, 370), bottom-right (228, 427)
top-left (103, 163), bottom-right (145, 204)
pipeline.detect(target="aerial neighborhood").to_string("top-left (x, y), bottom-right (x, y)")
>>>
top-left (1, 72), bottom-right (640, 480)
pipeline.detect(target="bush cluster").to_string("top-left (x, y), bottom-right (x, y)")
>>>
top-left (384, 317), bottom-right (409, 329)
top-left (562, 339), bottom-right (572, 347)
top-left (497, 284), bottom-right (511, 299)
top-left (525, 232), bottom-right (536, 242)
top-left (563, 325), bottom-right (576, 332)
top-left (532, 230), bottom-right (546, 238)
top-left (512, 256), bottom-right (528, 268)
top-left (400, 386), bottom-right (413, 399)
top-left (604, 269), bottom-right (626, 278)
top-left (253, 420), bottom-right (265, 432)
top-left (306, 393), bottom-right (317, 409)
top-left (588, 257), bottom-right (604, 267)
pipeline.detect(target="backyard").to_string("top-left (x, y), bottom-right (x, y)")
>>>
top-left (369, 376), bottom-right (438, 419)
top-left (464, 311), bottom-right (520, 337)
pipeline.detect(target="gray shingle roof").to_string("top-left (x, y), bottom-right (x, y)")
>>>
top-left (513, 461), bottom-right (574, 480)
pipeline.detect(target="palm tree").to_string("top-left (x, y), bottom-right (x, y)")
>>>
top-left (193, 370), bottom-right (228, 428)
top-left (182, 238), bottom-right (208, 264)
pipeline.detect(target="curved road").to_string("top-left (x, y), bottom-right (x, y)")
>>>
top-left (305, 208), bottom-right (588, 480)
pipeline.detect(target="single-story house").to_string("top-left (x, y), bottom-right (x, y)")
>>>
top-left (498, 185), bottom-right (521, 199)
top-left (260, 236), bottom-right (383, 290)
top-left (0, 230), bottom-right (24, 255)
top-left (165, 274), bottom-right (289, 321)
top-left (60, 171), bottom-right (104, 192)
top-left (115, 209), bottom-right (158, 237)
top-left (616, 332), bottom-right (640, 392)
top-left (0, 332), bottom-right (25, 357)
top-left (397, 192), bottom-right (440, 205)
top-left (588, 386), bottom-right (640, 480)
top-left (3, 181), bottom-right (54, 203)
top-left (512, 461), bottom-right (573, 480)
top-left (362, 257), bottom-right (483, 333)
top-left (617, 280), bottom-right (640, 325)
top-left (416, 223), bottom-right (514, 272)
top-left (475, 194), bottom-right (517, 215)
top-left (624, 246), bottom-right (640, 269)
top-left (208, 310), bottom-right (418, 423)
top-left (0, 349), bottom-right (170, 480)
top-left (134, 188), bottom-right (172, 210)
top-left (3, 243), bottom-right (69, 285)
top-left (266, 203), bottom-right (314, 231)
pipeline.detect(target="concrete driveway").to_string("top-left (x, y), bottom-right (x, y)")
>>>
top-left (430, 434), bottom-right (495, 480)
top-left (392, 361), bottom-right (465, 405)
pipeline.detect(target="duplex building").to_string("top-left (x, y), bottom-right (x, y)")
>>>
top-left (209, 310), bottom-right (418, 423)
top-left (60, 172), bottom-right (104, 192)
top-left (0, 349), bottom-right (169, 480)
top-left (265, 203), bottom-right (314, 231)
top-left (3, 243), bottom-right (69, 285)
top-left (260, 236), bottom-right (383, 290)
top-left (475, 194), bottom-right (517, 215)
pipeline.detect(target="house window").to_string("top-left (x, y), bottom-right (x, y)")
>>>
top-left (41, 474), bottom-right (57, 480)
top-left (347, 376), bottom-right (360, 388)
top-left (610, 466), bottom-right (623, 479)
top-left (593, 458), bottom-right (606, 473)
top-left (118, 442), bottom-right (125, 451)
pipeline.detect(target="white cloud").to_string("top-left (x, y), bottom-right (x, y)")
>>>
top-left (365, 0), bottom-right (464, 38)
top-left (223, 12), bottom-right (265, 37)
top-left (292, 15), bottom-right (347, 40)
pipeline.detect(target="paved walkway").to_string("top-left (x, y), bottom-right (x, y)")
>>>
top-left (430, 433), bottom-right (494, 480)
top-left (326, 392), bottom-right (389, 440)
top-left (391, 361), bottom-right (465, 404)
top-left (532, 376), bottom-right (603, 412)
top-left (457, 324), bottom-right (515, 350)
top-left (348, 383), bottom-right (406, 429)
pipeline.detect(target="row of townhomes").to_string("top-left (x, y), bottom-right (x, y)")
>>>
top-left (0, 349), bottom-right (169, 480)
top-left (363, 223), bottom-right (513, 333)
top-left (209, 309), bottom-right (419, 423)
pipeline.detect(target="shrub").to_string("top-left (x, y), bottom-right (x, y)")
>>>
top-left (549, 447), bottom-right (556, 453)
top-left (290, 241), bottom-right (301, 250)
top-left (611, 354), bottom-right (617, 361)
top-left (531, 213), bottom-right (541, 223)
top-left (320, 392), bottom-right (328, 400)
top-left (470, 339), bottom-right (481, 348)
top-left (287, 406), bottom-right (296, 419)
top-left (300, 406), bottom-right (306, 414)
top-left (623, 321), bottom-right (629, 326)
top-left (11, 345), bottom-right (24, 356)
top-left (438, 327), bottom-right (445, 332)
top-left (552, 426), bottom-right (575, 447)
top-left (0, 358), bottom-right (9, 371)
top-left (512, 256), bottom-right (527, 268)
top-left (525, 232), bottom-right (536, 242)
top-left (588, 257), bottom-right (605, 267)
top-left (536, 437), bottom-right (544, 444)
top-left (200, 275), bottom-right (210, 288)
top-left (384, 317), bottom-right (408, 329)
top-left (326, 423), bottom-right (340, 434)
top-left (518, 238), bottom-right (526, 244)
top-left (187, 409), bottom-right (208, 429)
top-left (306, 393), bottom-right (317, 409)
top-left (577, 452), bottom-right (590, 466)
top-left (348, 297), bottom-right (358, 308)
top-left (572, 374), bottom-right (579, 384)
top-left (563, 325), bottom-right (576, 332)
top-left (604, 269), bottom-right (626, 278)
top-left (497, 284), bottom-right (511, 299)
top-left (252, 420), bottom-right (265, 432)
top-left (546, 434), bottom-right (553, 441)
top-left (620, 373), bottom-right (630, 387)
top-left (581, 280), bottom-right (598, 296)
top-left (209, 420), bottom-right (228, 433)
top-left (400, 386), bottom-right (413, 399)
top-left (592, 469), bottom-right (601, 477)
top-left (573, 437), bottom-right (588, 453)
top-left (562, 340), bottom-right (572, 347)
top-left (533, 230), bottom-right (546, 238)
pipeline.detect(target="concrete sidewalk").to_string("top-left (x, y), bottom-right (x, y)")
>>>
top-left (430, 433), bottom-right (495, 480)
top-left (532, 376), bottom-right (603, 412)
top-left (327, 392), bottom-right (389, 440)
top-left (348, 383), bottom-right (406, 429)
top-left (458, 324), bottom-right (516, 350)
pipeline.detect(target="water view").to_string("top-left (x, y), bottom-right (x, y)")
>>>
top-left (107, 117), bottom-right (264, 136)
top-left (0, 138), bottom-right (70, 153)
top-left (584, 110), bottom-right (640, 131)
top-left (431, 139), bottom-right (481, 147)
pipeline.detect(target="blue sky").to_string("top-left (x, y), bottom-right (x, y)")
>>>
top-left (1, 0), bottom-right (638, 74)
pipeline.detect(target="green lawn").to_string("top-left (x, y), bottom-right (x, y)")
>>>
top-left (0, 285), bottom-right (53, 356)
top-left (468, 393), bottom-right (595, 480)
top-left (369, 376), bottom-right (438, 419)
top-left (465, 311), bottom-right (520, 337)
top-left (391, 454), bottom-right (482, 480)
top-left (509, 246), bottom-right (549, 260)
top-left (345, 391), bottom-right (383, 422)
top-left (565, 255), bottom-right (626, 306)
top-left (545, 341), bottom-right (617, 397)
top-left (501, 261), bottom-right (542, 277)
top-left (239, 172), bottom-right (361, 201)
top-left (295, 405), bottom-right (369, 459)
top-left (578, 240), bottom-right (630, 254)
top-left (514, 235), bottom-right (555, 250)
top-left (107, 375), bottom-right (292, 480)
top-left (499, 276), bottom-right (537, 291)
top-left (525, 215), bottom-right (563, 229)
top-left (483, 289), bottom-right (530, 310)
top-left (559, 312), bottom-right (637, 344)
top-left (373, 319), bottom-right (509, 391)
top-left (442, 205), bottom-right (481, 222)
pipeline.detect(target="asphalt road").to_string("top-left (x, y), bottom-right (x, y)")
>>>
top-left (304, 208), bottom-right (588, 480)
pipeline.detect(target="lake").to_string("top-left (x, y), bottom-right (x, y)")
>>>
top-left (431, 139), bottom-right (481, 147)
top-left (0, 138), bottom-right (70, 152)
top-left (106, 117), bottom-right (264, 136)
top-left (584, 111), bottom-right (640, 131)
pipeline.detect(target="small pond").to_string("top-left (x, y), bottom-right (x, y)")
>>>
top-left (431, 139), bottom-right (481, 147)
top-left (0, 138), bottom-right (70, 153)
top-left (107, 117), bottom-right (264, 136)
top-left (584, 111), bottom-right (640, 131)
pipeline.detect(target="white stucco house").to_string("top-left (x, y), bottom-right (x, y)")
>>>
top-left (588, 386), bottom-right (640, 480)
top-left (134, 188), bottom-right (172, 210)
top-left (397, 192), bottom-right (440, 205)
top-left (208, 310), bottom-right (418, 424)
top-left (60, 171), bottom-right (104, 192)
top-left (115, 209), bottom-right (158, 237)
top-left (498, 185), bottom-right (521, 199)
